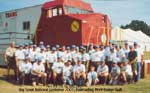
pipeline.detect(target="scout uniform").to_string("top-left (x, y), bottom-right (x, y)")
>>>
top-left (97, 58), bottom-right (109, 84)
top-left (52, 57), bottom-right (64, 84)
top-left (35, 47), bottom-right (46, 64)
top-left (5, 42), bottom-right (16, 79)
top-left (31, 58), bottom-right (47, 86)
top-left (109, 60), bottom-right (120, 85)
top-left (122, 58), bottom-right (133, 83)
top-left (81, 47), bottom-right (90, 70)
top-left (64, 47), bottom-right (72, 63)
top-left (90, 46), bottom-right (104, 70)
top-left (72, 58), bottom-right (86, 86)
top-left (15, 44), bottom-right (25, 81)
top-left (19, 57), bottom-right (32, 85)
top-left (62, 61), bottom-right (73, 85)
top-left (28, 46), bottom-right (37, 63)
top-left (87, 66), bottom-right (98, 86)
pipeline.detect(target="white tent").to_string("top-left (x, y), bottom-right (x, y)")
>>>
top-left (111, 27), bottom-right (150, 51)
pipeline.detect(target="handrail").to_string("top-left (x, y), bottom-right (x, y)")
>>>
top-left (0, 31), bottom-right (33, 35)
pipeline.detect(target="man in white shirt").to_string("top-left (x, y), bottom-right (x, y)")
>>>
top-left (90, 46), bottom-right (104, 70)
top-left (123, 58), bottom-right (133, 84)
top-left (4, 42), bottom-right (16, 80)
top-left (106, 47), bottom-right (116, 72)
top-left (97, 58), bottom-right (109, 85)
top-left (64, 47), bottom-right (72, 63)
top-left (19, 57), bottom-right (32, 85)
top-left (52, 57), bottom-right (64, 85)
top-left (59, 46), bottom-right (67, 62)
top-left (31, 58), bottom-right (47, 86)
top-left (134, 42), bottom-right (144, 81)
top-left (71, 47), bottom-right (82, 66)
top-left (28, 45), bottom-right (37, 64)
top-left (81, 47), bottom-right (90, 70)
top-left (73, 58), bottom-right (86, 85)
top-left (123, 42), bottom-right (129, 58)
top-left (46, 47), bottom-right (57, 83)
top-left (62, 60), bottom-right (73, 85)
top-left (35, 47), bottom-right (46, 64)
top-left (15, 44), bottom-right (25, 81)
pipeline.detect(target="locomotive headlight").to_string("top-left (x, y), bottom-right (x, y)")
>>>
top-left (101, 33), bottom-right (107, 43)
top-left (71, 21), bottom-right (80, 32)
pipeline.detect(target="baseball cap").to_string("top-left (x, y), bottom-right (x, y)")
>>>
top-left (71, 45), bottom-right (76, 48)
top-left (39, 41), bottom-right (44, 45)
top-left (56, 44), bottom-right (60, 48)
top-left (134, 42), bottom-right (138, 46)
top-left (66, 46), bottom-right (70, 50)
top-left (52, 47), bottom-right (56, 51)
top-left (46, 45), bottom-right (50, 48)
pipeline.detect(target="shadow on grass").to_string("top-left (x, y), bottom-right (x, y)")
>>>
top-left (0, 74), bottom-right (18, 85)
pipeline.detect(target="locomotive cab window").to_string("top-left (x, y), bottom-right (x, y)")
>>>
top-left (52, 8), bottom-right (57, 16)
top-left (51, 7), bottom-right (63, 17)
top-left (64, 6), bottom-right (92, 14)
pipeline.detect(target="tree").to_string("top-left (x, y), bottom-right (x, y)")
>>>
top-left (120, 20), bottom-right (150, 37)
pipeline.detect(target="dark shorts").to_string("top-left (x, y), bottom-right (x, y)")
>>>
top-left (7, 56), bottom-right (16, 68)
top-left (131, 62), bottom-right (137, 71)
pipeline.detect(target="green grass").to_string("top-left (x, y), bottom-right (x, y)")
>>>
top-left (0, 68), bottom-right (150, 93)
top-left (144, 52), bottom-right (150, 60)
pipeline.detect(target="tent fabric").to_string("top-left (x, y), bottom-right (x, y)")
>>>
top-left (112, 27), bottom-right (150, 51)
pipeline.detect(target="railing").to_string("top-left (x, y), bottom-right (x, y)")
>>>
top-left (0, 32), bottom-right (33, 46)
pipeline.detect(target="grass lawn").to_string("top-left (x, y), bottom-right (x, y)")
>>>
top-left (0, 68), bottom-right (150, 93)
top-left (144, 52), bottom-right (150, 60)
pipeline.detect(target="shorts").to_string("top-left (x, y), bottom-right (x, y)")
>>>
top-left (131, 62), bottom-right (137, 71)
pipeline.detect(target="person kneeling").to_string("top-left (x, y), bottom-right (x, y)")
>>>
top-left (31, 58), bottom-right (47, 86)
top-left (123, 59), bottom-right (133, 84)
top-left (73, 58), bottom-right (86, 86)
top-left (109, 60), bottom-right (120, 85)
top-left (97, 60), bottom-right (109, 85)
top-left (86, 65), bottom-right (99, 86)
top-left (52, 57), bottom-right (64, 85)
top-left (62, 60), bottom-right (73, 86)
top-left (19, 57), bottom-right (32, 85)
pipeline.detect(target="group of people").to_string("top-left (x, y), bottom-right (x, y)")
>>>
top-left (4, 41), bottom-right (144, 86)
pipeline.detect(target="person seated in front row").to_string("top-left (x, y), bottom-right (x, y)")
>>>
top-left (118, 58), bottom-right (127, 85)
top-left (97, 58), bottom-right (109, 85)
top-left (31, 58), bottom-right (47, 86)
top-left (52, 57), bottom-right (64, 85)
top-left (86, 65), bottom-right (99, 86)
top-left (19, 56), bottom-right (32, 85)
top-left (62, 60), bottom-right (73, 86)
top-left (109, 60), bottom-right (120, 85)
top-left (123, 58), bottom-right (133, 84)
top-left (72, 58), bottom-right (86, 86)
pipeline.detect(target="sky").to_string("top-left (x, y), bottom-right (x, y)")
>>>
top-left (0, 0), bottom-right (149, 27)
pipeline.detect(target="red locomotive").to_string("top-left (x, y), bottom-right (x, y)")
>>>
top-left (35, 0), bottom-right (111, 46)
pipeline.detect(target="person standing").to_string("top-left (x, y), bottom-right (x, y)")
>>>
top-left (4, 42), bottom-right (16, 80)
top-left (15, 44), bottom-right (25, 81)
top-left (133, 42), bottom-right (144, 81)
top-left (128, 45), bottom-right (137, 83)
